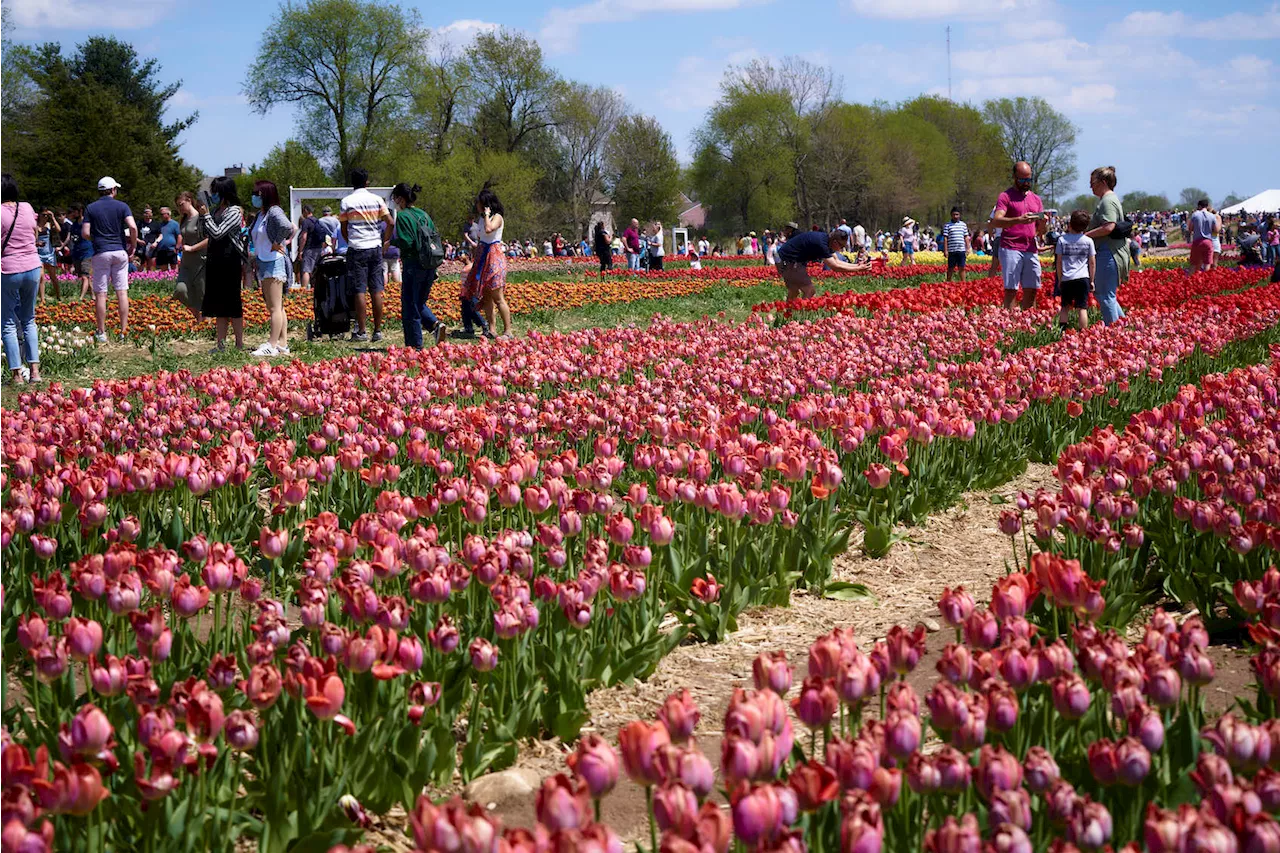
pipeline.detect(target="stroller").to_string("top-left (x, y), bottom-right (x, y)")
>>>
top-left (306, 254), bottom-right (355, 340)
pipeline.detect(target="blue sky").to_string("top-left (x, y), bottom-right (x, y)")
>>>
top-left (7, 0), bottom-right (1280, 203)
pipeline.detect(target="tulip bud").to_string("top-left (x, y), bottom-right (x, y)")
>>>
top-left (657, 689), bottom-right (700, 744)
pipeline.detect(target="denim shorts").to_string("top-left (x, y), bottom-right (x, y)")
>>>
top-left (257, 255), bottom-right (289, 282)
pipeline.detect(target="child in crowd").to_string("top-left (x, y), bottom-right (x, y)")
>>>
top-left (1054, 209), bottom-right (1096, 331)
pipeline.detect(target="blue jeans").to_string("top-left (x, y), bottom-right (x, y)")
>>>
top-left (401, 259), bottom-right (439, 349)
top-left (1095, 249), bottom-right (1125, 326)
top-left (627, 253), bottom-right (640, 271)
top-left (2, 267), bottom-right (41, 369)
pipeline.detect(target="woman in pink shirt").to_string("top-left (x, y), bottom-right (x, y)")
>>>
top-left (1, 173), bottom-right (42, 385)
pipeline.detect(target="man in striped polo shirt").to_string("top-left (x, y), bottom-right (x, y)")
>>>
top-left (942, 206), bottom-right (971, 282)
top-left (340, 168), bottom-right (394, 342)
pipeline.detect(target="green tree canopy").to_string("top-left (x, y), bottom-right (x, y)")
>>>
top-left (1179, 186), bottom-right (1211, 208)
top-left (982, 96), bottom-right (1077, 203)
top-left (605, 115), bottom-right (681, 228)
top-left (244, 0), bottom-right (421, 179)
top-left (466, 29), bottom-right (561, 155)
top-left (1121, 190), bottom-right (1171, 212)
top-left (2, 35), bottom-right (201, 209)
top-left (901, 95), bottom-right (1007, 222)
top-left (1220, 192), bottom-right (1244, 209)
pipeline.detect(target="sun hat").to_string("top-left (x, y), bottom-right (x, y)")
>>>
top-left (786, 221), bottom-right (799, 230)
top-left (97, 177), bottom-right (121, 191)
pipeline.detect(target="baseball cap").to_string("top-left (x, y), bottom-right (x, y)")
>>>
top-left (97, 176), bottom-right (121, 191)
top-left (785, 221), bottom-right (799, 230)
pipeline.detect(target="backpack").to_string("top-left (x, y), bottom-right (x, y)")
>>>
top-left (400, 207), bottom-right (445, 271)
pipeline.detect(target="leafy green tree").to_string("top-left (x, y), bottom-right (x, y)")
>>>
top-left (691, 89), bottom-right (796, 234)
top-left (1, 8), bottom-right (38, 121)
top-left (3, 35), bottom-right (201, 209)
top-left (1220, 192), bottom-right (1244, 209)
top-left (402, 43), bottom-right (472, 165)
top-left (245, 0), bottom-right (421, 179)
top-left (466, 28), bottom-right (561, 154)
top-left (1121, 191), bottom-right (1171, 212)
top-left (901, 95), bottom-right (1007, 223)
top-left (1179, 187), bottom-right (1211, 208)
top-left (807, 102), bottom-right (882, 227)
top-left (605, 115), bottom-right (681, 228)
top-left (982, 96), bottom-right (1077, 202)
top-left (1063, 193), bottom-right (1098, 215)
top-left (869, 111), bottom-right (956, 227)
top-left (544, 82), bottom-right (626, 238)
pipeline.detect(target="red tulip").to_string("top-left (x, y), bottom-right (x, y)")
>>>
top-left (618, 720), bottom-right (670, 786)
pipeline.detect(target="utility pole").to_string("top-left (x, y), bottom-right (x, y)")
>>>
top-left (946, 26), bottom-right (952, 101)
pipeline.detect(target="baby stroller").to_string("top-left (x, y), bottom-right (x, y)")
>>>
top-left (306, 254), bottom-right (355, 340)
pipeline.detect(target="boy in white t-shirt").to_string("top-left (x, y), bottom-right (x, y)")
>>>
top-left (1054, 209), bottom-right (1097, 331)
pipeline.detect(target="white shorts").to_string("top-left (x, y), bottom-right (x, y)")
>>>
top-left (384, 257), bottom-right (402, 282)
top-left (91, 250), bottom-right (129, 294)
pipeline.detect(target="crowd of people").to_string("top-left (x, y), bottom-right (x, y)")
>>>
top-left (4, 161), bottom-right (1280, 386)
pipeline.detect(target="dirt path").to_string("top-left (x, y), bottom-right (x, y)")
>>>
top-left (359, 464), bottom-right (1078, 847)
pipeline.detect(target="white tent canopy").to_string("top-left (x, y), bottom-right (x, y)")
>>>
top-left (1220, 189), bottom-right (1280, 215)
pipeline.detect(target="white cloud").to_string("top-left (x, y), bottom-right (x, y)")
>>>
top-left (429, 19), bottom-right (501, 54)
top-left (1118, 5), bottom-right (1280, 40)
top-left (1062, 83), bottom-right (1117, 113)
top-left (538, 0), bottom-right (766, 54)
top-left (655, 48), bottom-right (761, 113)
top-left (5, 0), bottom-right (166, 30)
top-left (1227, 54), bottom-right (1274, 81)
top-left (168, 90), bottom-right (248, 109)
top-left (953, 37), bottom-right (1104, 78)
top-left (846, 0), bottom-right (1042, 21)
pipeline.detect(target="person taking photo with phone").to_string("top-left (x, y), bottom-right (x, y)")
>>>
top-left (989, 161), bottom-right (1047, 311)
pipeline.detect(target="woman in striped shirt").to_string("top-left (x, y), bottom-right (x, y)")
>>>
top-left (198, 175), bottom-right (246, 352)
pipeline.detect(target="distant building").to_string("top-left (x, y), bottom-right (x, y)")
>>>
top-left (677, 193), bottom-right (705, 230)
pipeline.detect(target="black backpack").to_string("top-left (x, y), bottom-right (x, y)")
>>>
top-left (404, 208), bottom-right (446, 271)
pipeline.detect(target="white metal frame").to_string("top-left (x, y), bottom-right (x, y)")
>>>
top-left (672, 227), bottom-right (690, 255)
top-left (288, 186), bottom-right (395, 255)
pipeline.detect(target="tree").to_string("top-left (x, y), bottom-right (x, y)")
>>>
top-left (982, 97), bottom-right (1078, 203)
top-left (605, 115), bottom-right (681, 228)
top-left (729, 57), bottom-right (839, 225)
top-left (1063, 193), bottom-right (1097, 215)
top-left (868, 111), bottom-right (956, 226)
top-left (690, 88), bottom-right (796, 234)
top-left (466, 28), bottom-right (560, 154)
top-left (1220, 192), bottom-right (1244, 209)
top-left (251, 140), bottom-right (331, 195)
top-left (901, 95), bottom-right (1007, 223)
top-left (402, 42), bottom-right (472, 165)
top-left (1121, 191), bottom-right (1171, 212)
top-left (546, 83), bottom-right (626, 237)
top-left (1, 8), bottom-right (38, 121)
top-left (1179, 187), bottom-right (1211, 208)
top-left (244, 0), bottom-right (421, 179)
top-left (3, 35), bottom-right (201, 208)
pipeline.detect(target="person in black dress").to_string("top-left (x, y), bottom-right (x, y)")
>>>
top-left (593, 221), bottom-right (612, 273)
top-left (198, 175), bottom-right (245, 351)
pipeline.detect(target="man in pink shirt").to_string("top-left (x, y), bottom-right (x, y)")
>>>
top-left (990, 161), bottom-right (1048, 310)
top-left (622, 219), bottom-right (641, 271)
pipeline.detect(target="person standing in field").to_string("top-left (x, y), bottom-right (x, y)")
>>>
top-left (65, 204), bottom-right (94, 301)
top-left (942, 207), bottom-right (971, 282)
top-left (390, 182), bottom-right (447, 349)
top-left (459, 188), bottom-right (504, 341)
top-left (173, 191), bottom-right (206, 322)
top-left (593, 221), bottom-right (612, 273)
top-left (1187, 198), bottom-right (1218, 273)
top-left (1054, 209), bottom-right (1096, 331)
top-left (198, 175), bottom-right (246, 352)
top-left (990, 161), bottom-right (1046, 311)
top-left (623, 219), bottom-right (641, 271)
top-left (248, 179), bottom-right (295, 356)
top-left (295, 204), bottom-right (321, 289)
top-left (340, 169), bottom-right (393, 342)
top-left (153, 207), bottom-right (181, 272)
top-left (647, 221), bottom-right (665, 271)
top-left (35, 209), bottom-right (62, 301)
top-left (82, 176), bottom-right (137, 342)
top-left (898, 217), bottom-right (916, 265)
top-left (1083, 165), bottom-right (1127, 325)
top-left (316, 206), bottom-right (341, 255)
top-left (2, 173), bottom-right (43, 385)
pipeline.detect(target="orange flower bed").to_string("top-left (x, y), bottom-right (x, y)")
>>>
top-left (32, 273), bottom-right (840, 339)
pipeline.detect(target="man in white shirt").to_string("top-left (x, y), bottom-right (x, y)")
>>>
top-left (852, 221), bottom-right (867, 253)
top-left (340, 168), bottom-right (393, 342)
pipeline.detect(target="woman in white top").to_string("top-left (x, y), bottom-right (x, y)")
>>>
top-left (248, 180), bottom-right (296, 356)
top-left (463, 188), bottom-right (510, 339)
top-left (647, 221), bottom-right (665, 272)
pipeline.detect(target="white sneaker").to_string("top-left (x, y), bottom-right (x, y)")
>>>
top-left (93, 333), bottom-right (108, 344)
top-left (252, 343), bottom-right (278, 357)
top-left (274, 345), bottom-right (290, 356)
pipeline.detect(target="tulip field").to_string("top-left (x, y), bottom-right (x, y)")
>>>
top-left (2, 260), bottom-right (1279, 852)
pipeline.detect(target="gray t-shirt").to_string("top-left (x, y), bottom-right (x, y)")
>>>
top-left (1190, 209), bottom-right (1216, 242)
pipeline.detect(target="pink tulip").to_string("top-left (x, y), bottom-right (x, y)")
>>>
top-left (790, 676), bottom-right (838, 730)
top-left (566, 733), bottom-right (619, 798)
top-left (753, 651), bottom-right (793, 696)
top-left (535, 773), bottom-right (589, 832)
top-left (657, 689), bottom-right (700, 744)
top-left (224, 710), bottom-right (259, 751)
top-left (468, 637), bottom-right (499, 672)
top-left (618, 720), bottom-right (671, 786)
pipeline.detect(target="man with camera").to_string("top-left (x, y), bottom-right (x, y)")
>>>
top-left (989, 161), bottom-right (1047, 311)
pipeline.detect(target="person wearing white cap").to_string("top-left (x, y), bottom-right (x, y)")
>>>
top-left (898, 217), bottom-right (917, 266)
top-left (82, 177), bottom-right (137, 342)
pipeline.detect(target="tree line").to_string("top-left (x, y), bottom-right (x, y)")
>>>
top-left (10, 0), bottom-right (1225, 243)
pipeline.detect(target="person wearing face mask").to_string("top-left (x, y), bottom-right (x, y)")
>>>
top-left (198, 175), bottom-right (246, 352)
top-left (389, 182), bottom-right (447, 348)
top-left (990, 161), bottom-right (1047, 311)
top-left (248, 180), bottom-right (296, 356)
